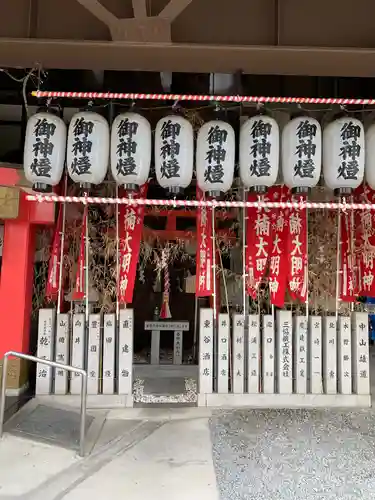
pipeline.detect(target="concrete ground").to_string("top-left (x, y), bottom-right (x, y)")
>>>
top-left (3, 405), bottom-right (375, 499)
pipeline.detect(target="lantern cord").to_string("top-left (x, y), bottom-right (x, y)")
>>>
top-left (242, 187), bottom-right (248, 392)
top-left (57, 175), bottom-right (68, 315)
top-left (215, 234), bottom-right (232, 386)
top-left (305, 200), bottom-right (309, 326)
top-left (211, 205), bottom-right (217, 393)
top-left (31, 90), bottom-right (375, 106)
top-left (335, 204), bottom-right (342, 321)
top-left (350, 195), bottom-right (355, 313)
top-left (26, 194), bottom-right (375, 211)
top-left (84, 198), bottom-right (90, 327)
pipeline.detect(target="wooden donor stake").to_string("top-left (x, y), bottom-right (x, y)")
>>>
top-left (199, 309), bottom-right (213, 394)
top-left (54, 313), bottom-right (70, 395)
top-left (35, 308), bottom-right (56, 395)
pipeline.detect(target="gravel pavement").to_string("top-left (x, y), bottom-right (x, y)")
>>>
top-left (209, 409), bottom-right (375, 500)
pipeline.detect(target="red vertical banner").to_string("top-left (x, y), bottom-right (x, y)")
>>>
top-left (355, 185), bottom-right (375, 296)
top-left (339, 209), bottom-right (357, 302)
top-left (245, 188), bottom-right (279, 297)
top-left (118, 184), bottom-right (148, 304)
top-left (268, 186), bottom-right (289, 307)
top-left (46, 206), bottom-right (63, 300)
top-left (286, 199), bottom-right (308, 302)
top-left (72, 207), bottom-right (87, 301)
top-left (195, 187), bottom-right (213, 297)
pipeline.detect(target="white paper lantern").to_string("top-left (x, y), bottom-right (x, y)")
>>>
top-left (67, 111), bottom-right (109, 185)
top-left (282, 116), bottom-right (322, 192)
top-left (196, 120), bottom-right (235, 196)
top-left (365, 123), bottom-right (375, 189)
top-left (323, 117), bottom-right (364, 193)
top-left (23, 111), bottom-right (66, 192)
top-left (154, 115), bottom-right (194, 194)
top-left (110, 112), bottom-right (151, 190)
top-left (239, 115), bottom-right (279, 192)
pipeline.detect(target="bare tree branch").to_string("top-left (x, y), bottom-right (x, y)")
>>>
top-left (132, 0), bottom-right (147, 18)
top-left (76, 0), bottom-right (117, 27)
top-left (159, 0), bottom-right (193, 21)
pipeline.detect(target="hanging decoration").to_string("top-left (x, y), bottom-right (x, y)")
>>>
top-left (155, 115), bottom-right (194, 195)
top-left (268, 186), bottom-right (289, 307)
top-left (23, 110), bottom-right (67, 193)
top-left (323, 117), bottom-right (365, 194)
top-left (196, 120), bottom-right (235, 197)
top-left (286, 201), bottom-right (308, 301)
top-left (45, 206), bottom-right (64, 300)
top-left (118, 184), bottom-right (148, 304)
top-left (72, 207), bottom-right (88, 300)
top-left (160, 248), bottom-right (172, 319)
top-left (195, 187), bottom-right (213, 297)
top-left (110, 112), bottom-right (151, 191)
top-left (240, 115), bottom-right (279, 193)
top-left (282, 116), bottom-right (321, 192)
top-left (339, 209), bottom-right (357, 302)
top-left (67, 111), bottom-right (110, 186)
top-left (245, 188), bottom-right (279, 297)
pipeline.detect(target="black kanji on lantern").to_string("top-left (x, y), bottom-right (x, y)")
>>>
top-left (249, 120), bottom-right (272, 178)
top-left (294, 120), bottom-right (317, 179)
top-left (30, 118), bottom-right (57, 177)
top-left (160, 120), bottom-right (181, 179)
top-left (116, 118), bottom-right (139, 177)
top-left (338, 121), bottom-right (361, 181)
top-left (204, 125), bottom-right (227, 184)
top-left (71, 117), bottom-right (94, 176)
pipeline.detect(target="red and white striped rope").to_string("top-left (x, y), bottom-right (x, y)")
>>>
top-left (31, 91), bottom-right (375, 106)
top-left (25, 194), bottom-right (375, 211)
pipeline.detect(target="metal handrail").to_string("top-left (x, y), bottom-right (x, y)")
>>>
top-left (0, 351), bottom-right (88, 457)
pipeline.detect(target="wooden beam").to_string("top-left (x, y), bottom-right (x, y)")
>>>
top-left (132, 0), bottom-right (147, 18)
top-left (159, 0), bottom-right (193, 21)
top-left (2, 38), bottom-right (375, 77)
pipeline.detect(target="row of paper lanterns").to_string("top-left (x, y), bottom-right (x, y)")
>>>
top-left (23, 109), bottom-right (372, 195)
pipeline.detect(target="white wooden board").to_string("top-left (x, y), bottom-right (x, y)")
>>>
top-left (248, 314), bottom-right (260, 394)
top-left (70, 314), bottom-right (85, 395)
top-left (217, 313), bottom-right (229, 393)
top-left (262, 315), bottom-right (275, 394)
top-left (199, 308), bottom-right (214, 394)
top-left (54, 313), bottom-right (69, 395)
top-left (102, 313), bottom-right (115, 395)
top-left (294, 316), bottom-right (307, 394)
top-left (352, 312), bottom-right (370, 395)
top-left (35, 308), bottom-right (56, 395)
top-left (323, 316), bottom-right (337, 395)
top-left (118, 309), bottom-right (133, 394)
top-left (338, 316), bottom-right (352, 395)
top-left (277, 310), bottom-right (293, 394)
top-left (232, 314), bottom-right (245, 394)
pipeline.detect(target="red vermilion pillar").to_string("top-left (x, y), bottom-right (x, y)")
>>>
top-left (0, 187), bottom-right (55, 393)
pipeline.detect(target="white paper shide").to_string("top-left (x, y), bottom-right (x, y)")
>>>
top-left (111, 112), bottom-right (151, 190)
top-left (24, 111), bottom-right (67, 191)
top-left (240, 115), bottom-right (279, 191)
top-left (323, 117), bottom-right (364, 192)
top-left (196, 120), bottom-right (235, 196)
top-left (282, 116), bottom-right (321, 190)
top-left (155, 115), bottom-right (193, 194)
top-left (67, 111), bottom-right (110, 185)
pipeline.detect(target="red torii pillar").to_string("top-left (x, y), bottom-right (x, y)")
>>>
top-left (0, 167), bottom-right (55, 394)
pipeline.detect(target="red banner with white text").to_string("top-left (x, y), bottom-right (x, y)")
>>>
top-left (196, 187), bottom-right (213, 297)
top-left (72, 207), bottom-right (87, 301)
top-left (286, 200), bottom-right (308, 302)
top-left (246, 188), bottom-right (280, 298)
top-left (355, 186), bottom-right (375, 297)
top-left (118, 184), bottom-right (148, 304)
top-left (46, 206), bottom-right (63, 300)
top-left (268, 186), bottom-right (289, 307)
